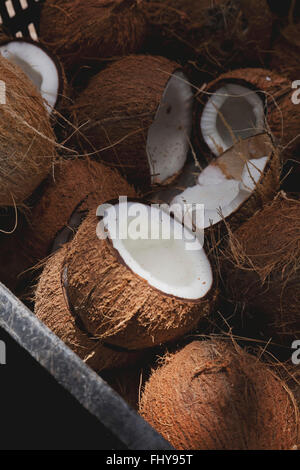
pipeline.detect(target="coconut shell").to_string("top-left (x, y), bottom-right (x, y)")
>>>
top-left (195, 68), bottom-right (300, 159)
top-left (62, 209), bottom-right (217, 351)
top-left (25, 158), bottom-right (136, 263)
top-left (0, 56), bottom-right (56, 206)
top-left (144, 0), bottom-right (273, 68)
top-left (139, 339), bottom-right (299, 450)
top-left (270, 23), bottom-right (300, 81)
top-left (39, 0), bottom-right (147, 72)
top-left (35, 244), bottom-right (142, 372)
top-left (222, 193), bottom-right (300, 345)
top-left (72, 55), bottom-right (182, 189)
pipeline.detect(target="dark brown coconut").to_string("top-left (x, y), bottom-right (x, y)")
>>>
top-left (72, 55), bottom-right (186, 189)
top-left (35, 244), bottom-right (142, 372)
top-left (39, 0), bottom-right (146, 72)
top-left (62, 210), bottom-right (217, 351)
top-left (144, 0), bottom-right (273, 68)
top-left (25, 158), bottom-right (136, 263)
top-left (195, 68), bottom-right (300, 159)
top-left (222, 193), bottom-right (300, 345)
top-left (270, 22), bottom-right (300, 81)
top-left (139, 339), bottom-right (299, 450)
top-left (0, 55), bottom-right (56, 206)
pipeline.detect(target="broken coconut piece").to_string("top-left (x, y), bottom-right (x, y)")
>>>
top-left (63, 204), bottom-right (217, 351)
top-left (0, 40), bottom-right (62, 113)
top-left (73, 55), bottom-right (193, 189)
top-left (171, 134), bottom-right (280, 233)
top-left (196, 68), bottom-right (300, 159)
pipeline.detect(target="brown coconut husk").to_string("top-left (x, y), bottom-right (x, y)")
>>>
top-left (62, 210), bottom-right (218, 351)
top-left (195, 68), bottom-right (300, 159)
top-left (25, 158), bottom-right (136, 263)
top-left (0, 56), bottom-right (57, 206)
top-left (222, 192), bottom-right (300, 345)
top-left (35, 244), bottom-right (142, 372)
top-left (270, 22), bottom-right (300, 81)
top-left (72, 55), bottom-right (181, 190)
top-left (39, 0), bottom-right (147, 72)
top-left (139, 339), bottom-right (299, 450)
top-left (144, 0), bottom-right (273, 68)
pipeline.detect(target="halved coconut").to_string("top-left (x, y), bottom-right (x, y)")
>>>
top-left (62, 202), bottom-right (216, 351)
top-left (39, 0), bottom-right (147, 71)
top-left (0, 39), bottom-right (63, 114)
top-left (0, 55), bottom-right (56, 206)
top-left (72, 55), bottom-right (193, 189)
top-left (223, 193), bottom-right (300, 346)
top-left (171, 134), bottom-right (280, 236)
top-left (144, 0), bottom-right (273, 68)
top-left (195, 68), bottom-right (300, 159)
top-left (139, 339), bottom-right (299, 450)
top-left (25, 158), bottom-right (136, 264)
top-left (35, 244), bottom-right (143, 373)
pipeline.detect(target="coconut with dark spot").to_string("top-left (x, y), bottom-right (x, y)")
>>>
top-left (195, 68), bottom-right (300, 160)
top-left (222, 193), bottom-right (300, 345)
top-left (35, 245), bottom-right (142, 372)
top-left (144, 0), bottom-right (273, 68)
top-left (139, 339), bottom-right (299, 450)
top-left (72, 55), bottom-right (194, 190)
top-left (0, 55), bottom-right (56, 206)
top-left (39, 0), bottom-right (147, 72)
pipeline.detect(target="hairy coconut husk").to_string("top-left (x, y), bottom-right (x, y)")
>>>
top-left (0, 55), bottom-right (57, 206)
top-left (144, 0), bottom-right (273, 68)
top-left (62, 210), bottom-right (217, 351)
top-left (222, 193), bottom-right (300, 345)
top-left (35, 245), bottom-right (142, 372)
top-left (72, 55), bottom-right (181, 189)
top-left (195, 68), bottom-right (300, 159)
top-left (25, 158), bottom-right (136, 263)
top-left (139, 339), bottom-right (299, 450)
top-left (270, 22), bottom-right (300, 81)
top-left (39, 0), bottom-right (146, 72)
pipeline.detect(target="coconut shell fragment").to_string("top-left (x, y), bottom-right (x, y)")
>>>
top-left (0, 55), bottom-right (56, 206)
top-left (39, 0), bottom-right (147, 71)
top-left (139, 339), bottom-right (299, 450)
top-left (222, 193), bottom-right (300, 345)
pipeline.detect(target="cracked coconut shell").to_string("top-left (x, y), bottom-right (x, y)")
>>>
top-left (195, 68), bottom-right (300, 158)
top-left (0, 55), bottom-right (56, 206)
top-left (72, 55), bottom-right (182, 190)
top-left (39, 0), bottom-right (147, 71)
top-left (61, 210), bottom-right (217, 351)
top-left (222, 193), bottom-right (300, 345)
top-left (139, 339), bottom-right (299, 450)
top-left (35, 244), bottom-right (142, 372)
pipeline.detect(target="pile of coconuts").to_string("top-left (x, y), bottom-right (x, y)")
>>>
top-left (0, 0), bottom-right (300, 450)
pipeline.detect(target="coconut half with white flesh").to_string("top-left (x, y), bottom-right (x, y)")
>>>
top-left (171, 134), bottom-right (280, 236)
top-left (195, 68), bottom-right (300, 160)
top-left (0, 39), bottom-right (63, 114)
top-left (73, 55), bottom-right (193, 189)
top-left (62, 202), bottom-right (216, 351)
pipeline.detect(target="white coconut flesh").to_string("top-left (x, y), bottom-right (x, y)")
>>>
top-left (100, 202), bottom-right (213, 300)
top-left (146, 71), bottom-right (193, 184)
top-left (201, 84), bottom-right (265, 156)
top-left (0, 41), bottom-right (60, 113)
top-left (171, 156), bottom-right (268, 230)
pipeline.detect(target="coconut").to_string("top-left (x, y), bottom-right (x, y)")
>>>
top-left (61, 201), bottom-right (217, 351)
top-left (195, 68), bottom-right (300, 159)
top-left (25, 158), bottom-right (136, 264)
top-left (0, 39), bottom-right (65, 114)
top-left (139, 339), bottom-right (299, 450)
top-left (35, 244), bottom-right (142, 372)
top-left (144, 0), bottom-right (273, 68)
top-left (270, 22), bottom-right (300, 82)
top-left (0, 54), bottom-right (56, 206)
top-left (170, 133), bottom-right (281, 238)
top-left (222, 193), bottom-right (300, 345)
top-left (72, 55), bottom-right (193, 189)
top-left (39, 0), bottom-right (147, 72)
